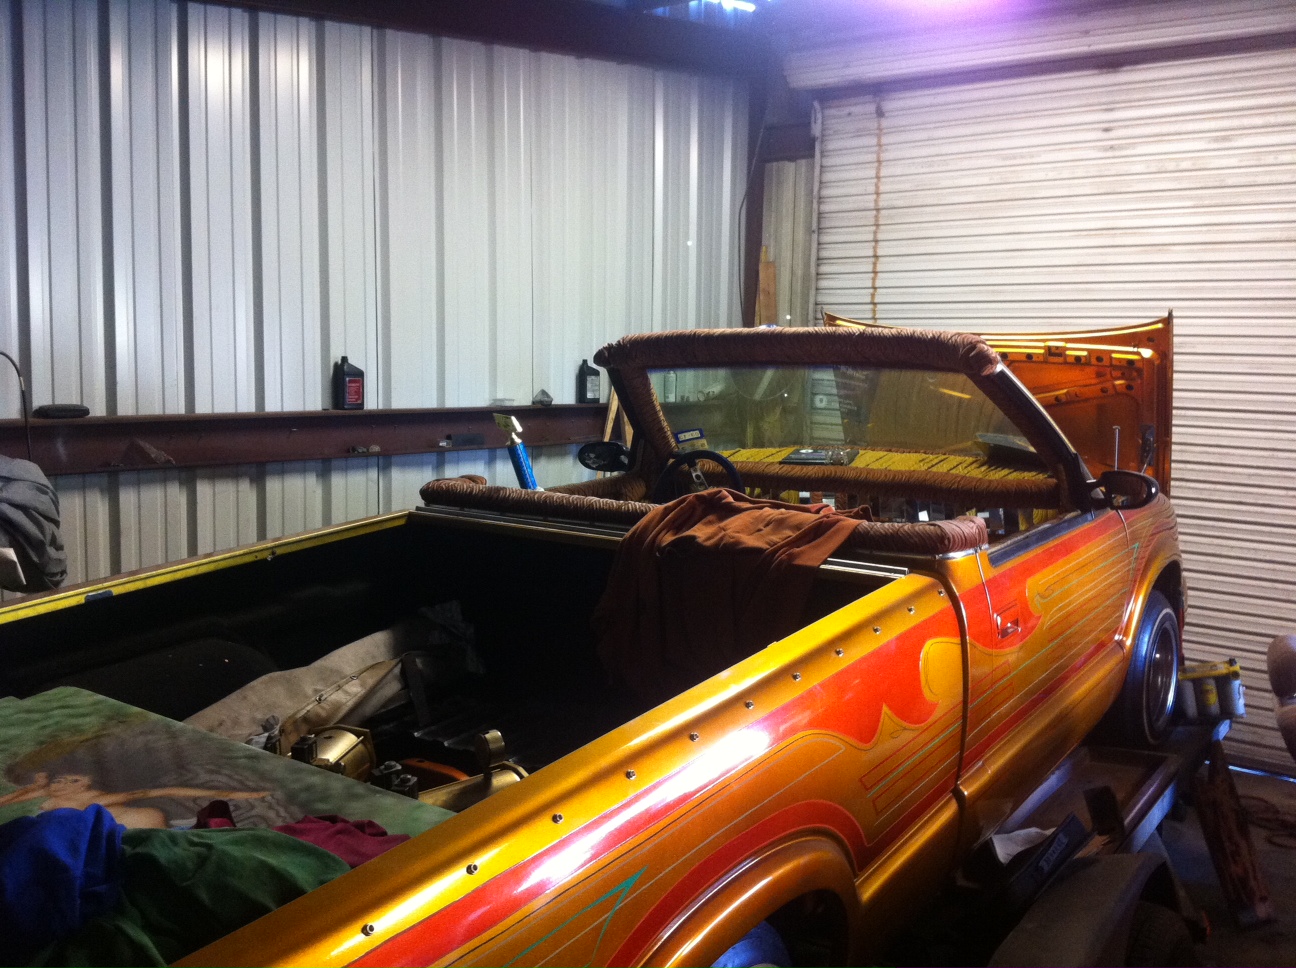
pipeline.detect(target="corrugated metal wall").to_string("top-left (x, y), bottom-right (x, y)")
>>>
top-left (0, 0), bottom-right (747, 589)
top-left (799, 3), bottom-right (1296, 768)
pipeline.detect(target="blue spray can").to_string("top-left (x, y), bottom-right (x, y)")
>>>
top-left (494, 413), bottom-right (540, 490)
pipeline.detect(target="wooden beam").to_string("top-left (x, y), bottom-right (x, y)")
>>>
top-left (0, 405), bottom-right (606, 477)
top-left (740, 75), bottom-right (769, 327)
top-left (756, 248), bottom-right (777, 326)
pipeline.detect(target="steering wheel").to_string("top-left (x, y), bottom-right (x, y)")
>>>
top-left (650, 449), bottom-right (744, 503)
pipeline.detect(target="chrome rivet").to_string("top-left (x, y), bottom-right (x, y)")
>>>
top-left (873, 626), bottom-right (882, 634)
top-left (744, 700), bottom-right (755, 709)
top-left (689, 732), bottom-right (700, 742)
top-left (937, 589), bottom-right (946, 597)
top-left (361, 923), bottom-right (375, 937)
top-left (552, 813), bottom-right (564, 824)
top-left (466, 863), bottom-right (479, 875)
top-left (907, 606), bottom-right (915, 614)
top-left (835, 648), bottom-right (844, 657)
top-left (792, 672), bottom-right (802, 681)
top-left (625, 770), bottom-right (637, 780)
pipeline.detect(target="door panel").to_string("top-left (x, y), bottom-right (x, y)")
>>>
top-left (955, 509), bottom-right (1135, 844)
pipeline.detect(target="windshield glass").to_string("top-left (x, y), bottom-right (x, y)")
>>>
top-left (648, 365), bottom-right (1032, 461)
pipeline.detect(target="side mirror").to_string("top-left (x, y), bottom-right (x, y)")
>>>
top-left (1096, 469), bottom-right (1160, 510)
top-left (577, 440), bottom-right (630, 473)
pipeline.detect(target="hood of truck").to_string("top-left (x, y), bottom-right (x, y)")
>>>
top-left (823, 313), bottom-right (1174, 491)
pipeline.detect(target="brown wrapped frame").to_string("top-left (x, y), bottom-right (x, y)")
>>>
top-left (419, 477), bottom-right (990, 556)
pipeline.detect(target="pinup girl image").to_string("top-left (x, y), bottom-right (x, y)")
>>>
top-left (0, 769), bottom-right (267, 828)
top-left (0, 705), bottom-right (282, 828)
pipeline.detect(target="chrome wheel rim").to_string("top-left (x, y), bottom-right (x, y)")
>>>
top-left (1145, 617), bottom-right (1179, 738)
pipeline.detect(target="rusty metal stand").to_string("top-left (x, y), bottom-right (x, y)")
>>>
top-left (1192, 739), bottom-right (1276, 928)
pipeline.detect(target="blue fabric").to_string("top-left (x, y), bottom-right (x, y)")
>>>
top-left (0, 805), bottom-right (124, 963)
top-left (37, 826), bottom-right (349, 967)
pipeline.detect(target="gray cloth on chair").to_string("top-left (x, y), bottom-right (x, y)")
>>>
top-left (0, 455), bottom-right (67, 593)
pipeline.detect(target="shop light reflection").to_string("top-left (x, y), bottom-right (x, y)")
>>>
top-left (523, 727), bottom-right (772, 891)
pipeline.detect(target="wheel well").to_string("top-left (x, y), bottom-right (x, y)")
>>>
top-left (1152, 563), bottom-right (1185, 640)
top-left (767, 890), bottom-right (848, 966)
top-left (639, 835), bottom-right (859, 966)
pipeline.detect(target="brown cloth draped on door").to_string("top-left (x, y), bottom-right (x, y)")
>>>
top-left (594, 489), bottom-right (867, 707)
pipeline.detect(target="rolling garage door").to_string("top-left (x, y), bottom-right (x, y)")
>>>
top-left (803, 26), bottom-right (1296, 769)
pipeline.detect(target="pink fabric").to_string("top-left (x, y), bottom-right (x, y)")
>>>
top-left (272, 815), bottom-right (409, 869)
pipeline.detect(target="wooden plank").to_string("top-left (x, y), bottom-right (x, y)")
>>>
top-left (757, 249), bottom-right (778, 327)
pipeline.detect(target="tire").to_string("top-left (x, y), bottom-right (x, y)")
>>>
top-left (1104, 590), bottom-right (1180, 747)
top-left (1125, 901), bottom-right (1200, 967)
top-left (712, 921), bottom-right (791, 968)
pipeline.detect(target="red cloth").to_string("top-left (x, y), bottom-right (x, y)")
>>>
top-left (194, 803), bottom-right (408, 868)
top-left (594, 489), bottom-right (865, 705)
top-left (194, 800), bottom-right (236, 829)
top-left (272, 815), bottom-right (409, 869)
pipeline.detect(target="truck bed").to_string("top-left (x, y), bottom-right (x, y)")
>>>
top-left (5, 508), bottom-right (894, 776)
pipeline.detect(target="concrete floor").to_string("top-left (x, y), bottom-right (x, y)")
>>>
top-left (1161, 767), bottom-right (1296, 966)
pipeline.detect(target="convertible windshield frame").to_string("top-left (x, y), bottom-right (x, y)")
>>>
top-left (595, 326), bottom-right (1097, 511)
top-left (646, 364), bottom-right (1034, 460)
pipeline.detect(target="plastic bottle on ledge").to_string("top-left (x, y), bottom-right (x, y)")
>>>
top-left (332, 357), bottom-right (364, 410)
top-left (577, 359), bottom-right (600, 404)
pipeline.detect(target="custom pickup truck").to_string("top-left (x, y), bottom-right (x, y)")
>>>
top-left (0, 318), bottom-right (1182, 966)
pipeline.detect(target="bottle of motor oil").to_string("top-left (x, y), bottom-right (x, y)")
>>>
top-left (332, 356), bottom-right (364, 410)
top-left (662, 370), bottom-right (678, 403)
top-left (577, 359), bottom-right (600, 404)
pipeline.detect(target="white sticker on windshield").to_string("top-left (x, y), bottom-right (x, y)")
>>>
top-left (674, 428), bottom-right (709, 452)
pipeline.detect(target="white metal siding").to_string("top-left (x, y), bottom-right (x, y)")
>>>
top-left (0, 0), bottom-right (20, 422)
top-left (807, 11), bottom-right (1296, 769)
top-left (0, 0), bottom-right (746, 592)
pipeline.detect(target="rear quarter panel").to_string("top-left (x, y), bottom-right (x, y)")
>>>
top-left (183, 574), bottom-right (965, 967)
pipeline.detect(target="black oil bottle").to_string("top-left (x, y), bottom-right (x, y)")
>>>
top-left (332, 356), bottom-right (365, 410)
top-left (577, 359), bottom-right (600, 404)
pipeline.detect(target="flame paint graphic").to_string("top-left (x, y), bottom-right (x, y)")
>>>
top-left (810, 630), bottom-right (943, 749)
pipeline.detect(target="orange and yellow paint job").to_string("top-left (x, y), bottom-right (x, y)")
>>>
top-left (176, 496), bottom-right (1177, 966)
